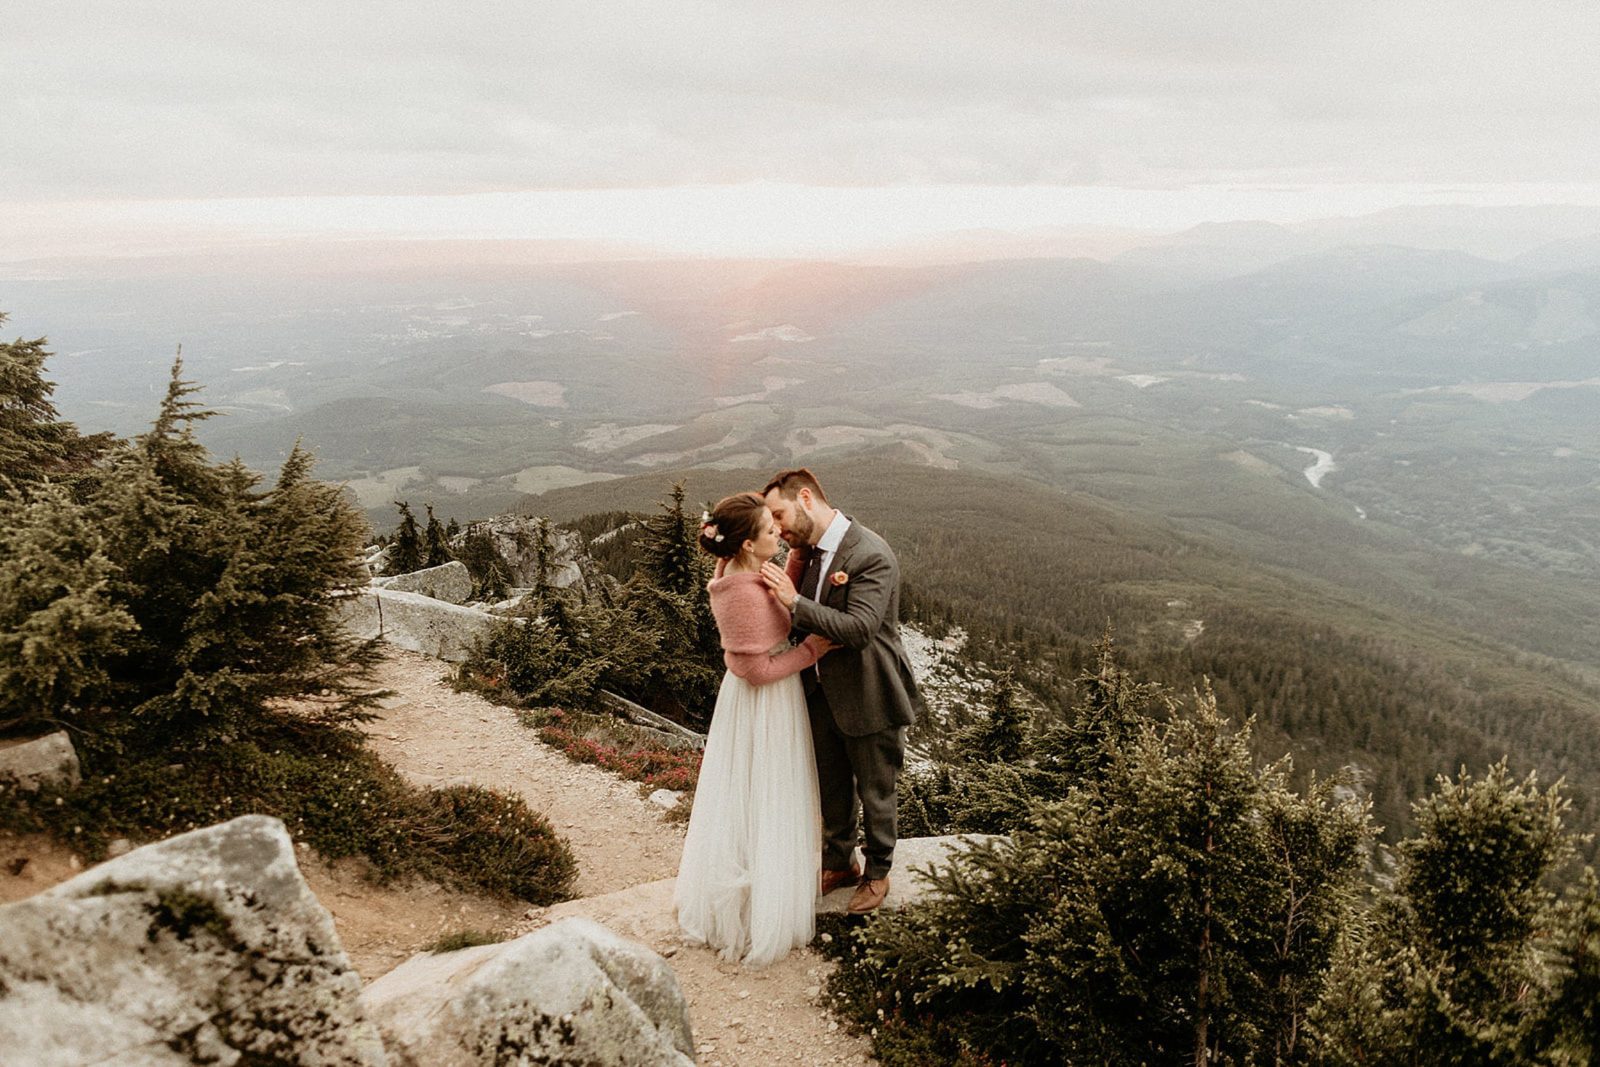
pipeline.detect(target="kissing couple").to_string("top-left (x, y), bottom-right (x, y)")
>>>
top-left (674, 468), bottom-right (923, 967)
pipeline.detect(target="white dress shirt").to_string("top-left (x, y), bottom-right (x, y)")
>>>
top-left (808, 511), bottom-right (852, 601)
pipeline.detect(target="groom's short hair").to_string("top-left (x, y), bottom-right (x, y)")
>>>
top-left (763, 467), bottom-right (829, 505)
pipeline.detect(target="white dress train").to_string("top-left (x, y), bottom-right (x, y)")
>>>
top-left (674, 661), bottom-right (822, 967)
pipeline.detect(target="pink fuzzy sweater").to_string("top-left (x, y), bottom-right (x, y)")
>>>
top-left (707, 562), bottom-right (825, 685)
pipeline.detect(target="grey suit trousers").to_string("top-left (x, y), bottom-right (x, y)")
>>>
top-left (806, 685), bottom-right (904, 880)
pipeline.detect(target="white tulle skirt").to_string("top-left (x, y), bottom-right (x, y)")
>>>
top-left (674, 668), bottom-right (821, 968)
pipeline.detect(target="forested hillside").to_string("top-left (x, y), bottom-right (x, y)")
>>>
top-left (528, 460), bottom-right (1600, 842)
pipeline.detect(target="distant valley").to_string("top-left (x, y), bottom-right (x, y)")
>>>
top-left (5, 207), bottom-right (1597, 675)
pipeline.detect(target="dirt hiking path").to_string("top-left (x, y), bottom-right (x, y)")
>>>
top-left (0, 646), bottom-right (874, 1065)
top-left (358, 648), bottom-right (874, 1067)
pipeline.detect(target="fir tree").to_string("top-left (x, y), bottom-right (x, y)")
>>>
top-left (623, 482), bottom-right (720, 726)
top-left (1032, 628), bottom-right (1158, 789)
top-left (1311, 762), bottom-right (1580, 1064)
top-left (201, 443), bottom-right (384, 727)
top-left (835, 669), bottom-right (1372, 1066)
top-left (74, 358), bottom-right (381, 747)
top-left (0, 482), bottom-right (137, 732)
top-left (0, 313), bottom-right (114, 493)
top-left (445, 516), bottom-right (461, 540)
top-left (638, 481), bottom-right (706, 598)
top-left (386, 500), bottom-right (425, 575)
top-left (1546, 869), bottom-right (1600, 1058)
top-left (457, 526), bottom-right (513, 602)
top-left (424, 504), bottom-right (453, 568)
top-left (962, 666), bottom-right (1028, 764)
top-left (529, 517), bottom-right (557, 604)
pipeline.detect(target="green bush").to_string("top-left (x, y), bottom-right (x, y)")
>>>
top-left (1310, 763), bottom-right (1594, 1064)
top-left (1, 356), bottom-right (383, 752)
top-left (468, 615), bottom-right (609, 711)
top-left (0, 482), bottom-right (136, 734)
top-left (834, 649), bottom-right (1600, 1065)
top-left (829, 684), bottom-right (1372, 1066)
top-left (411, 784), bottom-right (577, 903)
top-left (427, 929), bottom-right (506, 953)
top-left (459, 484), bottom-right (724, 731)
top-left (0, 718), bottom-right (577, 905)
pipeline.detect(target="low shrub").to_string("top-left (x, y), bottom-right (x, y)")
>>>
top-left (411, 784), bottom-right (577, 902)
top-left (426, 928), bottom-right (507, 953)
top-left (530, 708), bottom-right (702, 798)
top-left (0, 717), bottom-right (577, 905)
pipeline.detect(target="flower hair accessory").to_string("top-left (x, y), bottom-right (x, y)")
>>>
top-left (699, 512), bottom-right (724, 542)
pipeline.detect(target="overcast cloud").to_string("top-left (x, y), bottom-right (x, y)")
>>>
top-left (5, 0), bottom-right (1600, 203)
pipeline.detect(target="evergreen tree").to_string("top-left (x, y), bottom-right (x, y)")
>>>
top-left (0, 313), bottom-right (114, 493)
top-left (424, 504), bottom-right (453, 568)
top-left (529, 517), bottom-right (557, 604)
top-left (961, 666), bottom-right (1027, 764)
top-left (835, 668), bottom-right (1372, 1066)
top-left (203, 444), bottom-right (384, 727)
top-left (1312, 763), bottom-right (1579, 1064)
top-left (75, 357), bottom-right (381, 747)
top-left (622, 482), bottom-right (720, 726)
top-left (638, 481), bottom-right (706, 597)
top-left (457, 526), bottom-right (513, 602)
top-left (901, 634), bottom-right (1161, 836)
top-left (0, 482), bottom-right (137, 733)
top-left (1032, 629), bottom-right (1158, 789)
top-left (386, 500), bottom-right (425, 575)
top-left (1546, 869), bottom-right (1600, 1058)
top-left (445, 516), bottom-right (461, 541)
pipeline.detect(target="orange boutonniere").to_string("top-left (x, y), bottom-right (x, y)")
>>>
top-left (829, 570), bottom-right (850, 587)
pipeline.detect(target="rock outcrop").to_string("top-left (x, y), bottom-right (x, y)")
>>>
top-left (372, 560), bottom-right (473, 605)
top-left (338, 587), bottom-right (517, 662)
top-left (461, 516), bottom-right (586, 591)
top-left (0, 814), bottom-right (386, 1066)
top-left (0, 731), bottom-right (81, 792)
top-left (360, 916), bottom-right (695, 1066)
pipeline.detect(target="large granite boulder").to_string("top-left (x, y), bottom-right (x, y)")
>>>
top-left (337, 587), bottom-right (518, 662)
top-left (0, 731), bottom-right (81, 792)
top-left (360, 916), bottom-right (694, 1067)
top-left (372, 560), bottom-right (473, 605)
top-left (0, 814), bottom-right (386, 1066)
top-left (460, 516), bottom-right (586, 591)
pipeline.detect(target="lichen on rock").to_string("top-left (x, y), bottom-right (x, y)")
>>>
top-left (0, 814), bottom-right (386, 1066)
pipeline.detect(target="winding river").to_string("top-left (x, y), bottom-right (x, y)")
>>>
top-left (1294, 446), bottom-right (1336, 488)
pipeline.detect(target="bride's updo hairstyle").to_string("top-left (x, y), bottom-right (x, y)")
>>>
top-left (698, 492), bottom-right (766, 559)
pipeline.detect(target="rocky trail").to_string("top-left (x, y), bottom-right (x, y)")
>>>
top-left (354, 648), bottom-right (874, 1066)
top-left (0, 646), bottom-right (877, 1064)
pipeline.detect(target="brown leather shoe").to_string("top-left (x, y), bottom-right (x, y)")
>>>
top-left (820, 864), bottom-right (861, 896)
top-left (846, 876), bottom-right (890, 915)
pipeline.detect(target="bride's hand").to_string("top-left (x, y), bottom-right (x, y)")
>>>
top-left (804, 634), bottom-right (842, 656)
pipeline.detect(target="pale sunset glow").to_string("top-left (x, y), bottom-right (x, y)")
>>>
top-left (10, 182), bottom-right (1600, 264)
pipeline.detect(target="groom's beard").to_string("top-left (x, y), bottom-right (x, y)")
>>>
top-left (783, 509), bottom-right (815, 547)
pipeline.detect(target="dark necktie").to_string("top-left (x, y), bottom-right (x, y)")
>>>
top-left (790, 548), bottom-right (823, 643)
top-left (800, 548), bottom-right (824, 603)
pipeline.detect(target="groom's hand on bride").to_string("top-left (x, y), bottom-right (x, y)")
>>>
top-left (760, 561), bottom-right (798, 610)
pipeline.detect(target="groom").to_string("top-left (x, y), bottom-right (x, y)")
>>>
top-left (760, 468), bottom-right (921, 915)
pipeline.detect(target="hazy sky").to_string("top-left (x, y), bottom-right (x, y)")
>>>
top-left (6, 1), bottom-right (1600, 255)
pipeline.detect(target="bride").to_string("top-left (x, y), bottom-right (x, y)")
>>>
top-left (674, 492), bottom-right (835, 967)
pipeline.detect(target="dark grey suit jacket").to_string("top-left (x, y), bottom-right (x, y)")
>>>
top-left (790, 520), bottom-right (922, 737)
